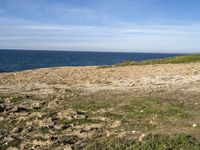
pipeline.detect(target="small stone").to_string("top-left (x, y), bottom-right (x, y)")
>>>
top-left (110, 121), bottom-right (121, 128)
top-left (193, 124), bottom-right (197, 127)
top-left (26, 121), bottom-right (33, 126)
top-left (32, 102), bottom-right (43, 109)
top-left (132, 130), bottom-right (136, 134)
top-left (106, 131), bottom-right (111, 137)
top-left (0, 116), bottom-right (4, 121)
top-left (149, 120), bottom-right (156, 125)
top-left (139, 133), bottom-right (146, 141)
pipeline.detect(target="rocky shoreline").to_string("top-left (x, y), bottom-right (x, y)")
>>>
top-left (0, 63), bottom-right (200, 149)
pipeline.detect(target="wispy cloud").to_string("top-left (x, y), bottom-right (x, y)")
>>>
top-left (1, 23), bottom-right (200, 36)
top-left (1, 22), bottom-right (200, 53)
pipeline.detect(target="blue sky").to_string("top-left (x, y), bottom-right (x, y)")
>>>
top-left (0, 0), bottom-right (200, 53)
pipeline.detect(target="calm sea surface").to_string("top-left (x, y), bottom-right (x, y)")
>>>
top-left (0, 50), bottom-right (184, 72)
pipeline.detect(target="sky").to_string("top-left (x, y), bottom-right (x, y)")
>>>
top-left (0, 0), bottom-right (200, 53)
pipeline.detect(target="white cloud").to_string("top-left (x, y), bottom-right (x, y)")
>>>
top-left (1, 20), bottom-right (200, 53)
top-left (1, 23), bottom-right (199, 37)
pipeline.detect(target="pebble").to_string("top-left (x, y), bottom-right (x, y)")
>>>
top-left (139, 133), bottom-right (146, 141)
top-left (0, 116), bottom-right (4, 121)
top-left (132, 130), bottom-right (136, 134)
top-left (193, 124), bottom-right (197, 127)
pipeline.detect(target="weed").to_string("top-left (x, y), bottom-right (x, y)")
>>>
top-left (177, 113), bottom-right (191, 120)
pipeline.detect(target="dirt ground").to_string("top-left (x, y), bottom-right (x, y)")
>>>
top-left (0, 62), bottom-right (200, 149)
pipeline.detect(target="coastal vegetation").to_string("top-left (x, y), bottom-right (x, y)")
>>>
top-left (98, 54), bottom-right (200, 68)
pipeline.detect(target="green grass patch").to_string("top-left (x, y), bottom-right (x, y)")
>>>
top-left (72, 99), bottom-right (114, 112)
top-left (164, 104), bottom-right (183, 114)
top-left (97, 54), bottom-right (200, 68)
top-left (125, 122), bottom-right (156, 130)
top-left (158, 103), bottom-right (192, 121)
top-left (118, 97), bottom-right (194, 130)
top-left (120, 97), bottom-right (161, 117)
top-left (86, 134), bottom-right (200, 150)
top-left (10, 96), bottom-right (24, 104)
top-left (176, 113), bottom-right (191, 120)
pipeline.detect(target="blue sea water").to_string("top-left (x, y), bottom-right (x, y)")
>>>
top-left (0, 50), bottom-right (184, 73)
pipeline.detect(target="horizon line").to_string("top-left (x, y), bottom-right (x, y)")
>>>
top-left (0, 48), bottom-right (196, 54)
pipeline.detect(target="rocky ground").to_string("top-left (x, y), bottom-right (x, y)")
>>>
top-left (0, 62), bottom-right (200, 149)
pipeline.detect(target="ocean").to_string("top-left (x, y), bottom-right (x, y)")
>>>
top-left (0, 50), bottom-right (184, 73)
